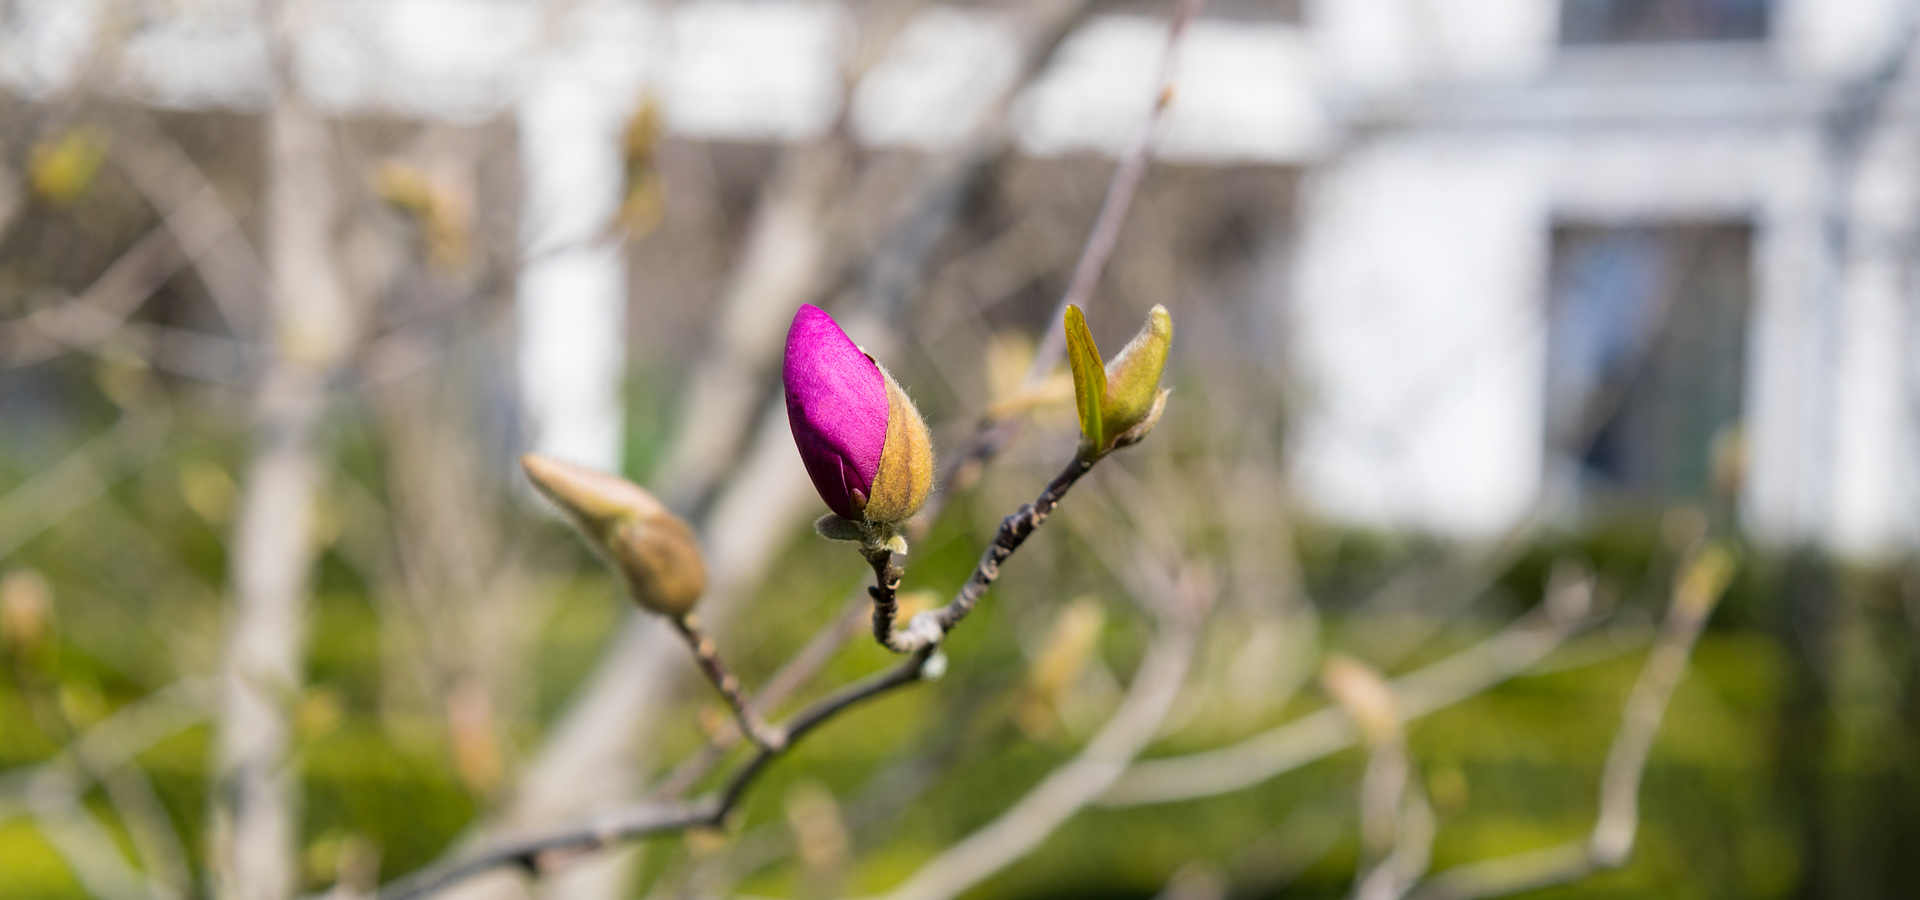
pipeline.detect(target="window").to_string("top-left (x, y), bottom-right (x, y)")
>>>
top-left (1544, 223), bottom-right (1751, 506)
top-left (1560, 0), bottom-right (1770, 45)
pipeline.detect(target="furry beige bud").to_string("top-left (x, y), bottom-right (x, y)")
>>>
top-left (521, 454), bottom-right (706, 618)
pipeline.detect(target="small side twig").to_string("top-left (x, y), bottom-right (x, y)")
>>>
top-left (650, 595), bottom-right (867, 800)
top-left (670, 614), bottom-right (783, 751)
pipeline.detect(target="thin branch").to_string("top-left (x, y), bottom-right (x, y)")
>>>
top-left (0, 406), bottom-right (174, 562)
top-left (875, 457), bottom-right (1094, 653)
top-left (649, 596), bottom-right (868, 801)
top-left (1405, 548), bottom-right (1732, 900)
top-left (378, 647), bottom-right (936, 900)
top-left (0, 681), bottom-right (213, 900)
top-left (1351, 755), bottom-right (1434, 900)
top-left (0, 680), bottom-right (215, 821)
top-left (109, 114), bottom-right (269, 338)
top-left (20, 794), bottom-right (151, 900)
top-left (0, 225), bottom-right (182, 368)
top-left (670, 614), bottom-right (782, 751)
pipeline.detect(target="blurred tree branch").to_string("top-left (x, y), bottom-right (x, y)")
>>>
top-left (210, 64), bottom-right (356, 900)
top-left (1100, 574), bottom-right (1605, 807)
top-left (1406, 545), bottom-right (1735, 900)
top-left (861, 565), bottom-right (1207, 900)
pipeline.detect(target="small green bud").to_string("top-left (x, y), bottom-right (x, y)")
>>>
top-left (1064, 304), bottom-right (1174, 459)
top-left (521, 454), bottom-right (707, 618)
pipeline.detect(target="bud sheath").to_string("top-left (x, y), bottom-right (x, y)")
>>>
top-left (521, 454), bottom-right (706, 617)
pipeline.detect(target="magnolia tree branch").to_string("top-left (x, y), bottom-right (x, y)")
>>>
top-left (376, 455), bottom-right (1106, 898)
top-left (479, 4), bottom-right (1105, 868)
top-left (1405, 549), bottom-right (1732, 900)
top-left (649, 596), bottom-right (869, 801)
top-left (669, 614), bottom-right (783, 751)
top-left (872, 458), bottom-right (1094, 653)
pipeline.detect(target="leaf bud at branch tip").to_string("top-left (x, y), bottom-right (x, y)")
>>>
top-left (520, 454), bottom-right (707, 618)
top-left (1065, 304), bottom-right (1174, 460)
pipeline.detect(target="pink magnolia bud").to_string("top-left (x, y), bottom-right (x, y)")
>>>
top-left (783, 305), bottom-right (933, 526)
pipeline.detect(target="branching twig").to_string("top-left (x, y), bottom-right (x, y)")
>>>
top-left (873, 457), bottom-right (1094, 653)
top-left (377, 455), bottom-right (1103, 897)
top-left (649, 595), bottom-right (869, 800)
top-left (378, 646), bottom-right (935, 900)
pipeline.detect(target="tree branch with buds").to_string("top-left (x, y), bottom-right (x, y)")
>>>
top-left (382, 294), bottom-right (1177, 898)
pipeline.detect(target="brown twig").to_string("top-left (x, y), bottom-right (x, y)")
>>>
top-left (871, 457), bottom-right (1095, 654)
top-left (865, 547), bottom-right (906, 650)
top-left (670, 614), bottom-right (783, 751)
top-left (648, 596), bottom-right (869, 800)
top-left (377, 646), bottom-right (935, 900)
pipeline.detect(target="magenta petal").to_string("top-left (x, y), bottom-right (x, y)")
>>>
top-left (783, 304), bottom-right (888, 519)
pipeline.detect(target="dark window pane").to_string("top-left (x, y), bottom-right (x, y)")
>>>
top-left (1545, 223), bottom-right (1751, 505)
top-left (1561, 0), bottom-right (1770, 44)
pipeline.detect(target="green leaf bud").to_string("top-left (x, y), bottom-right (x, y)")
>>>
top-left (1064, 304), bottom-right (1174, 459)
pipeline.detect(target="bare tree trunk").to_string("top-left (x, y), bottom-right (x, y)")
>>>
top-left (209, 92), bottom-right (349, 900)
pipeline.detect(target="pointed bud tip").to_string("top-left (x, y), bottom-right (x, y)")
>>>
top-left (785, 306), bottom-right (890, 520)
top-left (520, 454), bottom-right (705, 617)
top-left (520, 453), bottom-right (666, 532)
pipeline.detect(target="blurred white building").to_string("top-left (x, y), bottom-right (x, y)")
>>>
top-left (6, 0), bottom-right (1916, 554)
top-left (1290, 0), bottom-right (1920, 558)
